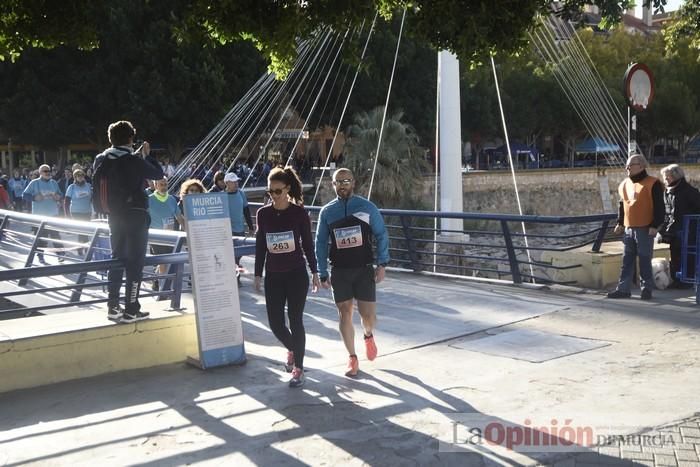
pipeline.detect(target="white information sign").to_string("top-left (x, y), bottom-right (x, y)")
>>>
top-left (184, 193), bottom-right (246, 368)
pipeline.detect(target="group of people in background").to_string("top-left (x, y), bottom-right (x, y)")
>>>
top-left (14, 128), bottom-right (700, 390)
top-left (1, 120), bottom-right (391, 390)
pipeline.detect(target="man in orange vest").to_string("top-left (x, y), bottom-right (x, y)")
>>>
top-left (607, 154), bottom-right (664, 300)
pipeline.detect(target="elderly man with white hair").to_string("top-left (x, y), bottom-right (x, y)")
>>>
top-left (658, 164), bottom-right (700, 289)
top-left (608, 154), bottom-right (665, 300)
top-left (22, 163), bottom-right (66, 264)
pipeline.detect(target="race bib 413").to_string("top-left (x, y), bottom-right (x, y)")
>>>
top-left (333, 226), bottom-right (363, 249)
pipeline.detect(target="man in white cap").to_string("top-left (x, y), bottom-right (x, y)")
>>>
top-left (224, 172), bottom-right (254, 237)
top-left (225, 172), bottom-right (254, 278)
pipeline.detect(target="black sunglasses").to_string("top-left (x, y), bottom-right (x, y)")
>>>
top-left (333, 178), bottom-right (353, 186)
top-left (266, 188), bottom-right (286, 196)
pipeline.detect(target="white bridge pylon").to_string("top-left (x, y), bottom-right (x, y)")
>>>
top-left (437, 50), bottom-right (464, 235)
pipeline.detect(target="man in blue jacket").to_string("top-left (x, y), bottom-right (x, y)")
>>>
top-left (316, 168), bottom-right (390, 377)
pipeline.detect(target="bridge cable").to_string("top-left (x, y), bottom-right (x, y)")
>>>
top-left (367, 7), bottom-right (407, 201)
top-left (310, 11), bottom-right (379, 206)
top-left (490, 55), bottom-right (536, 283)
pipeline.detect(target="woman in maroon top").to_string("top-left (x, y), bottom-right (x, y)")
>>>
top-left (255, 167), bottom-right (320, 388)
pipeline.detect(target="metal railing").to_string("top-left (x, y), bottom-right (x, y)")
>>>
top-left (0, 207), bottom-right (618, 316)
top-left (0, 210), bottom-right (254, 315)
top-left (250, 203), bottom-right (617, 285)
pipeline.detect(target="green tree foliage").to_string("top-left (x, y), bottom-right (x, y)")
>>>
top-left (574, 28), bottom-right (700, 159)
top-left (664, 0), bottom-right (700, 59)
top-left (343, 106), bottom-right (429, 208)
top-left (0, 1), bottom-right (668, 77)
top-left (0, 0), bottom-right (266, 159)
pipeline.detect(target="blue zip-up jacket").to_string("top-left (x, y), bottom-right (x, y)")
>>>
top-left (315, 194), bottom-right (389, 277)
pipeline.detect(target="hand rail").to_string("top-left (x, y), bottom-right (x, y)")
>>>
top-left (0, 206), bottom-right (618, 317)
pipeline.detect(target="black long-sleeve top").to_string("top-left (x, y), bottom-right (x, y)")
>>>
top-left (255, 203), bottom-right (318, 276)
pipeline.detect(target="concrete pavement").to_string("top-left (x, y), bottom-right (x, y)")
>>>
top-left (1, 271), bottom-right (699, 466)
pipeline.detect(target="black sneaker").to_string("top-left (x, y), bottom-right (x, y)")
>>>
top-left (641, 289), bottom-right (652, 300)
top-left (121, 311), bottom-right (150, 323)
top-left (37, 254), bottom-right (47, 265)
top-left (606, 290), bottom-right (631, 299)
top-left (107, 304), bottom-right (124, 322)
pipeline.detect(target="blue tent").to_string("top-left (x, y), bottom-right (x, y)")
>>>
top-left (575, 137), bottom-right (621, 153)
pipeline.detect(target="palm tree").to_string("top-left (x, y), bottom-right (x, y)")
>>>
top-left (343, 106), bottom-right (428, 208)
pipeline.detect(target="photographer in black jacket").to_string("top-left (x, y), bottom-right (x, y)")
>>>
top-left (658, 164), bottom-right (700, 289)
top-left (94, 121), bottom-right (164, 323)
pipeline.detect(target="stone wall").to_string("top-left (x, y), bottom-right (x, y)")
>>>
top-left (418, 164), bottom-right (700, 216)
top-left (313, 164), bottom-right (700, 215)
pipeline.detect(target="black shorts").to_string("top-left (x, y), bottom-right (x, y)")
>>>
top-left (331, 265), bottom-right (376, 303)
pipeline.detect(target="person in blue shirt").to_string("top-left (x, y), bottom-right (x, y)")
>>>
top-left (148, 177), bottom-right (179, 230)
top-left (64, 169), bottom-right (93, 221)
top-left (224, 172), bottom-right (254, 235)
top-left (315, 168), bottom-right (389, 378)
top-left (22, 164), bottom-right (65, 264)
top-left (8, 170), bottom-right (28, 211)
top-left (225, 172), bottom-right (254, 277)
top-left (148, 177), bottom-right (179, 291)
top-left (64, 168), bottom-right (93, 254)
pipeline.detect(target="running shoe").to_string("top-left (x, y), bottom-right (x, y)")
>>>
top-left (289, 367), bottom-right (304, 388)
top-left (364, 334), bottom-right (377, 361)
top-left (285, 351), bottom-right (294, 373)
top-left (345, 355), bottom-right (359, 377)
top-left (121, 311), bottom-right (150, 323)
top-left (107, 304), bottom-right (124, 322)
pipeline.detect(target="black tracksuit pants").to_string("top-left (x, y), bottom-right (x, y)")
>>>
top-left (264, 267), bottom-right (309, 370)
top-left (108, 209), bottom-right (150, 313)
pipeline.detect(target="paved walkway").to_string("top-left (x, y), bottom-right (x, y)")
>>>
top-left (1, 271), bottom-right (699, 466)
top-left (555, 415), bottom-right (700, 466)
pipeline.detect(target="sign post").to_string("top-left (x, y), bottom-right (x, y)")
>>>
top-left (623, 63), bottom-right (655, 157)
top-left (184, 192), bottom-right (246, 368)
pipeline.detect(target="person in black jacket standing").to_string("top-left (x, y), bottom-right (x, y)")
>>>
top-left (658, 164), bottom-right (700, 289)
top-left (94, 121), bottom-right (164, 323)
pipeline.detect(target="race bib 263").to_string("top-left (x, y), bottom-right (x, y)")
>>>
top-left (266, 231), bottom-right (296, 254)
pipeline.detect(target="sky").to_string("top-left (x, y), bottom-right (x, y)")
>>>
top-left (634, 0), bottom-right (683, 17)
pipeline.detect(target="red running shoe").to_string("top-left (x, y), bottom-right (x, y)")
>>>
top-left (345, 355), bottom-right (359, 377)
top-left (364, 334), bottom-right (377, 361)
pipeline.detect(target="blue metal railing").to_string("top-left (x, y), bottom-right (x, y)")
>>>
top-left (0, 207), bottom-right (618, 316)
top-left (0, 210), bottom-right (255, 315)
top-left (249, 203), bottom-right (617, 285)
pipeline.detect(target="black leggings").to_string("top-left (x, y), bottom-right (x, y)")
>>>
top-left (264, 268), bottom-right (309, 370)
